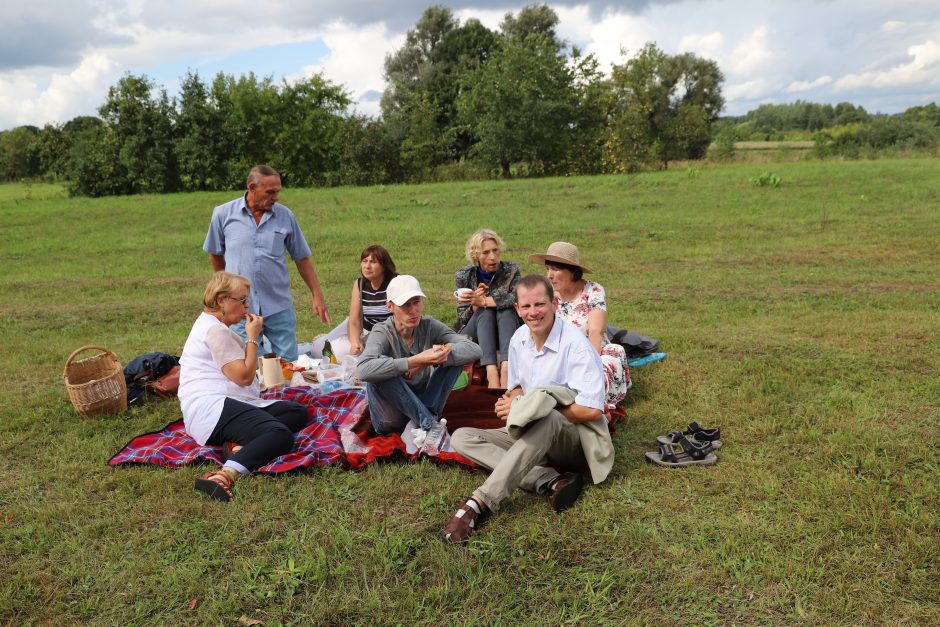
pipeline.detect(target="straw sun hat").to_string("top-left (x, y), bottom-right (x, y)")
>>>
top-left (527, 241), bottom-right (592, 274)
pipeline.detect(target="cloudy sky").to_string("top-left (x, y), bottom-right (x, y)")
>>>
top-left (2, 0), bottom-right (939, 130)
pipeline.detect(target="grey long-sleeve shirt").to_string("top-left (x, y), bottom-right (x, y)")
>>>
top-left (356, 316), bottom-right (482, 390)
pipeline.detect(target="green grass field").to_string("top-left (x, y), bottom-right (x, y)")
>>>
top-left (2, 158), bottom-right (938, 624)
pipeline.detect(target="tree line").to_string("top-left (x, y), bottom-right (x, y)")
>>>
top-left (713, 100), bottom-right (940, 158)
top-left (0, 4), bottom-right (937, 195)
top-left (0, 5), bottom-right (724, 196)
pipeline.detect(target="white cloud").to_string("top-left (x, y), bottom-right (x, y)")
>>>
top-left (554, 4), bottom-right (596, 47)
top-left (678, 32), bottom-right (726, 61)
top-left (453, 7), bottom-right (504, 31)
top-left (2, 0), bottom-right (940, 129)
top-left (725, 78), bottom-right (774, 102)
top-left (295, 20), bottom-right (404, 117)
top-left (835, 39), bottom-right (940, 91)
top-left (882, 21), bottom-right (905, 33)
top-left (730, 25), bottom-right (776, 77)
top-left (0, 53), bottom-right (121, 127)
top-left (579, 11), bottom-right (651, 70)
top-left (786, 75), bottom-right (833, 93)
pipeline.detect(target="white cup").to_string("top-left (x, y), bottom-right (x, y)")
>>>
top-left (261, 356), bottom-right (284, 387)
top-left (454, 287), bottom-right (473, 301)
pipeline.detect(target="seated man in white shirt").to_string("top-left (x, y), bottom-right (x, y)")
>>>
top-left (442, 275), bottom-right (613, 544)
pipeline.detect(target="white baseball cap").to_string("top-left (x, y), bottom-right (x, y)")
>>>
top-left (386, 275), bottom-right (426, 306)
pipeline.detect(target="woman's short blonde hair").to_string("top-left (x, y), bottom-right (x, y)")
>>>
top-left (203, 271), bottom-right (251, 310)
top-left (465, 228), bottom-right (505, 263)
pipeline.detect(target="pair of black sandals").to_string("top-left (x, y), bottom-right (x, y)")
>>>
top-left (645, 421), bottom-right (722, 467)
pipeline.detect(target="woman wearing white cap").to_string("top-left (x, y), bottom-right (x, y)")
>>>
top-left (529, 242), bottom-right (631, 407)
top-left (356, 275), bottom-right (482, 436)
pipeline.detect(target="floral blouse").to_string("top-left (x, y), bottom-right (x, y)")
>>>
top-left (554, 280), bottom-right (609, 343)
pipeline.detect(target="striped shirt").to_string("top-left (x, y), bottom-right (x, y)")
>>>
top-left (360, 276), bottom-right (394, 332)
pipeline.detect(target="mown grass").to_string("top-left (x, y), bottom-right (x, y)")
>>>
top-left (1, 158), bottom-right (938, 625)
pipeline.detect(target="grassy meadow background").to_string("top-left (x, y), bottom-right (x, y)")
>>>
top-left (1, 158), bottom-right (938, 624)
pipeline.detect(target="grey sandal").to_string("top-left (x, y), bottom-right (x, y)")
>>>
top-left (656, 422), bottom-right (723, 449)
top-left (645, 435), bottom-right (718, 467)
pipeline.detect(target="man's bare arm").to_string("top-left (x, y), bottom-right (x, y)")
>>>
top-left (209, 254), bottom-right (225, 272)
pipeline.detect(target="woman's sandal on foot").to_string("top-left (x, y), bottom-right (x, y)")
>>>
top-left (656, 421), bottom-right (722, 449)
top-left (645, 435), bottom-right (718, 467)
top-left (195, 469), bottom-right (236, 501)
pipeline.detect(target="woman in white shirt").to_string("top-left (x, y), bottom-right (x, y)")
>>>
top-left (179, 272), bottom-right (308, 502)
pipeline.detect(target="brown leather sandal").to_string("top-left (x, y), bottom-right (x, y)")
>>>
top-left (441, 499), bottom-right (488, 544)
top-left (195, 469), bottom-right (236, 502)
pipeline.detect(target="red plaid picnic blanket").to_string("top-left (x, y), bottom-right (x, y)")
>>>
top-left (108, 387), bottom-right (476, 472)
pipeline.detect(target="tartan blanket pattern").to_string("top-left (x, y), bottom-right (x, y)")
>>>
top-left (108, 387), bottom-right (476, 472)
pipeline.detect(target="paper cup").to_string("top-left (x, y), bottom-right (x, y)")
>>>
top-left (261, 356), bottom-right (284, 387)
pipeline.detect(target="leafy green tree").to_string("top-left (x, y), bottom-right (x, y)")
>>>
top-left (381, 5), bottom-right (458, 119)
top-left (36, 124), bottom-right (70, 181)
top-left (607, 43), bottom-right (724, 170)
top-left (64, 123), bottom-right (129, 197)
top-left (500, 3), bottom-right (561, 46)
top-left (273, 75), bottom-right (350, 187)
top-left (380, 6), bottom-right (462, 177)
top-left (210, 72), bottom-right (281, 188)
top-left (398, 91), bottom-right (451, 181)
top-left (99, 73), bottom-right (178, 193)
top-left (427, 18), bottom-right (500, 161)
top-left (458, 33), bottom-right (578, 177)
top-left (900, 102), bottom-right (940, 126)
top-left (564, 50), bottom-right (609, 175)
top-left (174, 71), bottom-right (227, 191)
top-left (0, 125), bottom-right (42, 181)
top-left (336, 115), bottom-right (402, 186)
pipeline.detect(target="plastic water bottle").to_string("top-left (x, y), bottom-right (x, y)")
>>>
top-left (421, 419), bottom-right (448, 456)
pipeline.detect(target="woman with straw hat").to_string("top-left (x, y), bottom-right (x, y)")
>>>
top-left (529, 242), bottom-right (630, 407)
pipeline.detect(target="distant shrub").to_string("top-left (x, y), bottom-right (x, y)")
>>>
top-left (749, 171), bottom-right (781, 188)
top-left (814, 117), bottom-right (940, 158)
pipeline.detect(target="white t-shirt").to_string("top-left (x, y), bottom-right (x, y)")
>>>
top-left (178, 312), bottom-right (277, 445)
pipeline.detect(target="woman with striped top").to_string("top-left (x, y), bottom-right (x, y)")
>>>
top-left (347, 245), bottom-right (397, 354)
top-left (311, 245), bottom-right (398, 358)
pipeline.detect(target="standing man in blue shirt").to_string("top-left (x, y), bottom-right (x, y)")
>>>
top-left (203, 165), bottom-right (331, 361)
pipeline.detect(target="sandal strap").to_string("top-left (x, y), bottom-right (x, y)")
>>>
top-left (687, 422), bottom-right (721, 442)
top-left (659, 442), bottom-right (684, 463)
top-left (206, 470), bottom-right (235, 494)
top-left (679, 435), bottom-right (713, 460)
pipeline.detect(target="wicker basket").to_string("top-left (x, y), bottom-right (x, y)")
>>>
top-left (63, 345), bottom-right (128, 418)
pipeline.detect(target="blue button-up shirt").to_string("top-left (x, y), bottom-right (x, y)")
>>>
top-left (203, 195), bottom-right (312, 317)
